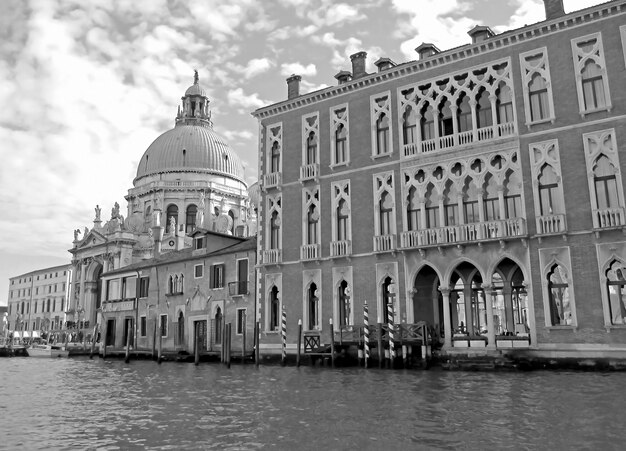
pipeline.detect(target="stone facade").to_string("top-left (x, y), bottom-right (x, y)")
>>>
top-left (253, 0), bottom-right (626, 358)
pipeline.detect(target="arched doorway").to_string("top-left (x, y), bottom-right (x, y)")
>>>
top-left (214, 307), bottom-right (223, 345)
top-left (491, 258), bottom-right (528, 335)
top-left (450, 262), bottom-right (485, 337)
top-left (412, 265), bottom-right (442, 338)
top-left (177, 311), bottom-right (185, 347)
top-left (381, 276), bottom-right (395, 324)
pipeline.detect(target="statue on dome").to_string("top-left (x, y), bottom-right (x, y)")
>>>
top-left (169, 215), bottom-right (176, 235)
top-left (74, 229), bottom-right (81, 241)
top-left (193, 69), bottom-right (199, 85)
top-left (111, 202), bottom-right (120, 219)
top-left (94, 205), bottom-right (101, 221)
top-left (84, 226), bottom-right (89, 237)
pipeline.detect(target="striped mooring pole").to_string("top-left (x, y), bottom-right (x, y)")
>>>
top-left (387, 301), bottom-right (396, 364)
top-left (281, 306), bottom-right (287, 366)
top-left (363, 300), bottom-right (370, 368)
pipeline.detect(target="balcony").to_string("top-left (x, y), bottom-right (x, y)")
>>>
top-left (262, 249), bottom-right (282, 265)
top-left (228, 281), bottom-right (249, 296)
top-left (299, 163), bottom-right (319, 182)
top-left (263, 172), bottom-right (281, 190)
top-left (330, 240), bottom-right (351, 258)
top-left (594, 207), bottom-right (625, 229)
top-left (373, 234), bottom-right (396, 253)
top-left (102, 298), bottom-right (136, 312)
top-left (536, 214), bottom-right (567, 235)
top-left (300, 244), bottom-right (320, 261)
top-left (400, 218), bottom-right (526, 249)
top-left (403, 121), bottom-right (517, 157)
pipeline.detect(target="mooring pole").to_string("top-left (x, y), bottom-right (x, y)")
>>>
top-left (329, 318), bottom-right (335, 369)
top-left (226, 323), bottom-right (232, 369)
top-left (242, 311), bottom-right (247, 364)
top-left (102, 321), bottom-right (107, 360)
top-left (296, 319), bottom-right (302, 368)
top-left (152, 321), bottom-right (157, 360)
top-left (281, 307), bottom-right (287, 367)
top-left (157, 331), bottom-right (162, 364)
top-left (194, 323), bottom-right (200, 366)
top-left (377, 319), bottom-right (383, 369)
top-left (125, 326), bottom-right (131, 364)
top-left (363, 300), bottom-right (370, 369)
top-left (255, 321), bottom-right (260, 367)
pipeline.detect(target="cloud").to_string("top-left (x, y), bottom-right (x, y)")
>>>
top-left (306, 3), bottom-right (366, 27)
top-left (244, 58), bottom-right (274, 79)
top-left (227, 88), bottom-right (268, 111)
top-left (280, 62), bottom-right (317, 77)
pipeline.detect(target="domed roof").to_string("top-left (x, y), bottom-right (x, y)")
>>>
top-left (135, 124), bottom-right (245, 182)
top-left (185, 83), bottom-right (207, 97)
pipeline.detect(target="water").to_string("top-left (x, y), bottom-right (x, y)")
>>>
top-left (1, 358), bottom-right (625, 450)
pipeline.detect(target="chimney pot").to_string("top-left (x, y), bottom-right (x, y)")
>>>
top-left (334, 70), bottom-right (352, 85)
top-left (415, 43), bottom-right (440, 60)
top-left (350, 51), bottom-right (368, 79)
top-left (374, 57), bottom-right (396, 72)
top-left (468, 25), bottom-right (495, 44)
top-left (286, 74), bottom-right (302, 100)
top-left (544, 0), bottom-right (565, 20)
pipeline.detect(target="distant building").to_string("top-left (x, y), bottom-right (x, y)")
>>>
top-left (252, 0), bottom-right (626, 359)
top-left (6, 265), bottom-right (72, 340)
top-left (100, 231), bottom-right (256, 355)
top-left (68, 73), bottom-right (258, 339)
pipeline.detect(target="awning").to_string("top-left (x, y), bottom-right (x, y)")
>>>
top-left (32, 331), bottom-right (40, 338)
top-left (22, 331), bottom-right (30, 338)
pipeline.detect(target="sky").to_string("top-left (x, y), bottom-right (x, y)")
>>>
top-left (0, 0), bottom-right (607, 304)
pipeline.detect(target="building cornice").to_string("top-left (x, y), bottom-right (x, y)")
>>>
top-left (251, 0), bottom-right (626, 120)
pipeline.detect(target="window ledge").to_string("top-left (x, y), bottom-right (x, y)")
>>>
top-left (370, 152), bottom-right (393, 161)
top-left (546, 325), bottom-right (577, 331)
top-left (209, 287), bottom-right (225, 291)
top-left (580, 106), bottom-right (611, 117)
top-left (264, 330), bottom-right (280, 335)
top-left (525, 117), bottom-right (555, 128)
top-left (330, 161), bottom-right (350, 170)
top-left (165, 292), bottom-right (184, 297)
top-left (605, 324), bottom-right (626, 332)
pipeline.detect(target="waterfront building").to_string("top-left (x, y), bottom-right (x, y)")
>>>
top-left (252, 0), bottom-right (626, 359)
top-left (99, 231), bottom-right (257, 355)
top-left (6, 264), bottom-right (72, 340)
top-left (67, 73), bottom-right (258, 341)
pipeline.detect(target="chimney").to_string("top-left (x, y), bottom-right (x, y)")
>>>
top-left (468, 25), bottom-right (494, 44)
top-left (350, 51), bottom-right (367, 79)
top-left (415, 43), bottom-right (440, 60)
top-left (286, 74), bottom-right (301, 100)
top-left (544, 0), bottom-right (565, 20)
top-left (334, 70), bottom-right (352, 85)
top-left (374, 57), bottom-right (396, 72)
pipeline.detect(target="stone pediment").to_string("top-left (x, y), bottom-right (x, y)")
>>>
top-left (78, 229), bottom-right (107, 249)
top-left (189, 285), bottom-right (208, 311)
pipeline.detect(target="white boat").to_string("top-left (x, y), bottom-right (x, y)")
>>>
top-left (27, 344), bottom-right (69, 358)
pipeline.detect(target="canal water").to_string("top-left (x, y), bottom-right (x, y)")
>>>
top-left (1, 358), bottom-right (625, 450)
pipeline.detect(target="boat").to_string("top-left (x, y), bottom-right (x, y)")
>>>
top-left (27, 343), bottom-right (69, 358)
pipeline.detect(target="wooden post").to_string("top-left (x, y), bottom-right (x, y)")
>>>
top-left (226, 323), bottom-right (231, 369)
top-left (102, 321), bottom-right (107, 360)
top-left (242, 311), bottom-right (246, 364)
top-left (329, 318), bottom-right (335, 369)
top-left (255, 321), bottom-right (260, 367)
top-left (363, 300), bottom-right (370, 369)
top-left (125, 324), bottom-right (131, 364)
top-left (377, 321), bottom-right (383, 369)
top-left (194, 323), bottom-right (200, 366)
top-left (296, 319), bottom-right (302, 368)
top-left (157, 330), bottom-right (162, 364)
top-left (152, 321), bottom-right (157, 360)
top-left (89, 324), bottom-right (97, 359)
top-left (280, 307), bottom-right (287, 367)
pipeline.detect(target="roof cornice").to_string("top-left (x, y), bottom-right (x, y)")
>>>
top-left (251, 0), bottom-right (626, 120)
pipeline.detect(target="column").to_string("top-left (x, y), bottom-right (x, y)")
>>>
top-left (477, 189), bottom-right (486, 239)
top-left (469, 99), bottom-right (478, 141)
top-left (489, 94), bottom-right (498, 138)
top-left (504, 282), bottom-right (514, 333)
top-left (483, 285), bottom-right (496, 348)
top-left (450, 104), bottom-right (459, 146)
top-left (439, 287), bottom-right (452, 348)
top-left (497, 184), bottom-right (506, 220)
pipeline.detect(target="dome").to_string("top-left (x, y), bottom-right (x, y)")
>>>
top-left (135, 124), bottom-right (245, 183)
top-left (185, 83), bottom-right (207, 97)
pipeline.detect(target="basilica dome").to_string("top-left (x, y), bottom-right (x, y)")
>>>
top-left (133, 71), bottom-right (245, 185)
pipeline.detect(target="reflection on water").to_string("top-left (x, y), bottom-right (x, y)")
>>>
top-left (1, 358), bottom-right (625, 450)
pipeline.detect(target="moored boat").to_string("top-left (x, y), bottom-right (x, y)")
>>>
top-left (27, 343), bottom-right (69, 358)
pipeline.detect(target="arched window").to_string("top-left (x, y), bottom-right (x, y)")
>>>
top-left (307, 204), bottom-right (318, 245)
top-left (335, 124), bottom-right (347, 164)
top-left (308, 283), bottom-right (319, 330)
top-left (547, 263), bottom-right (571, 326)
top-left (166, 204), bottom-right (178, 233)
top-left (145, 205), bottom-right (152, 227)
top-left (538, 164), bottom-right (560, 216)
top-left (270, 286), bottom-right (280, 331)
top-left (581, 61), bottom-right (606, 110)
top-left (215, 307), bottom-right (222, 344)
top-left (306, 131), bottom-right (317, 165)
top-left (376, 113), bottom-right (389, 155)
top-left (177, 274), bottom-right (184, 293)
top-left (338, 280), bottom-right (350, 327)
top-left (228, 210), bottom-right (235, 235)
top-left (379, 191), bottom-right (392, 235)
top-left (271, 141), bottom-right (280, 173)
top-left (457, 95), bottom-right (472, 133)
top-left (407, 187), bottom-right (420, 231)
top-left (593, 155), bottom-right (619, 210)
top-left (420, 104), bottom-right (435, 141)
top-left (606, 260), bottom-right (626, 325)
top-left (186, 204), bottom-right (197, 234)
top-left (496, 84), bottom-right (513, 124)
top-left (529, 74), bottom-right (549, 122)
top-left (270, 211), bottom-right (280, 249)
top-left (438, 99), bottom-right (453, 137)
top-left (337, 199), bottom-right (348, 241)
top-left (402, 107), bottom-right (417, 145)
top-left (476, 89), bottom-right (492, 129)
top-left (168, 276), bottom-right (174, 294)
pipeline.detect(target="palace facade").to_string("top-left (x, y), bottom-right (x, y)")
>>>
top-left (252, 0), bottom-right (626, 359)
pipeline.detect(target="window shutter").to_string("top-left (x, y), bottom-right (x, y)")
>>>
top-left (209, 265), bottom-right (214, 288)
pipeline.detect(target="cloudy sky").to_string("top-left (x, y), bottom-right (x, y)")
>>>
top-left (0, 0), bottom-right (606, 302)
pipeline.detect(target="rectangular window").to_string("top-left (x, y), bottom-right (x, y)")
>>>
top-left (505, 195), bottom-right (522, 219)
top-left (210, 264), bottom-right (225, 289)
top-left (140, 316), bottom-right (147, 337)
top-left (122, 277), bottom-right (137, 299)
top-left (426, 206), bottom-right (439, 228)
top-left (236, 309), bottom-right (246, 335)
top-left (445, 205), bottom-right (457, 227)
top-left (484, 198), bottom-right (499, 221)
top-left (195, 237), bottom-right (205, 250)
top-left (160, 314), bottom-right (168, 337)
top-left (139, 277), bottom-right (150, 298)
top-left (194, 264), bottom-right (204, 279)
